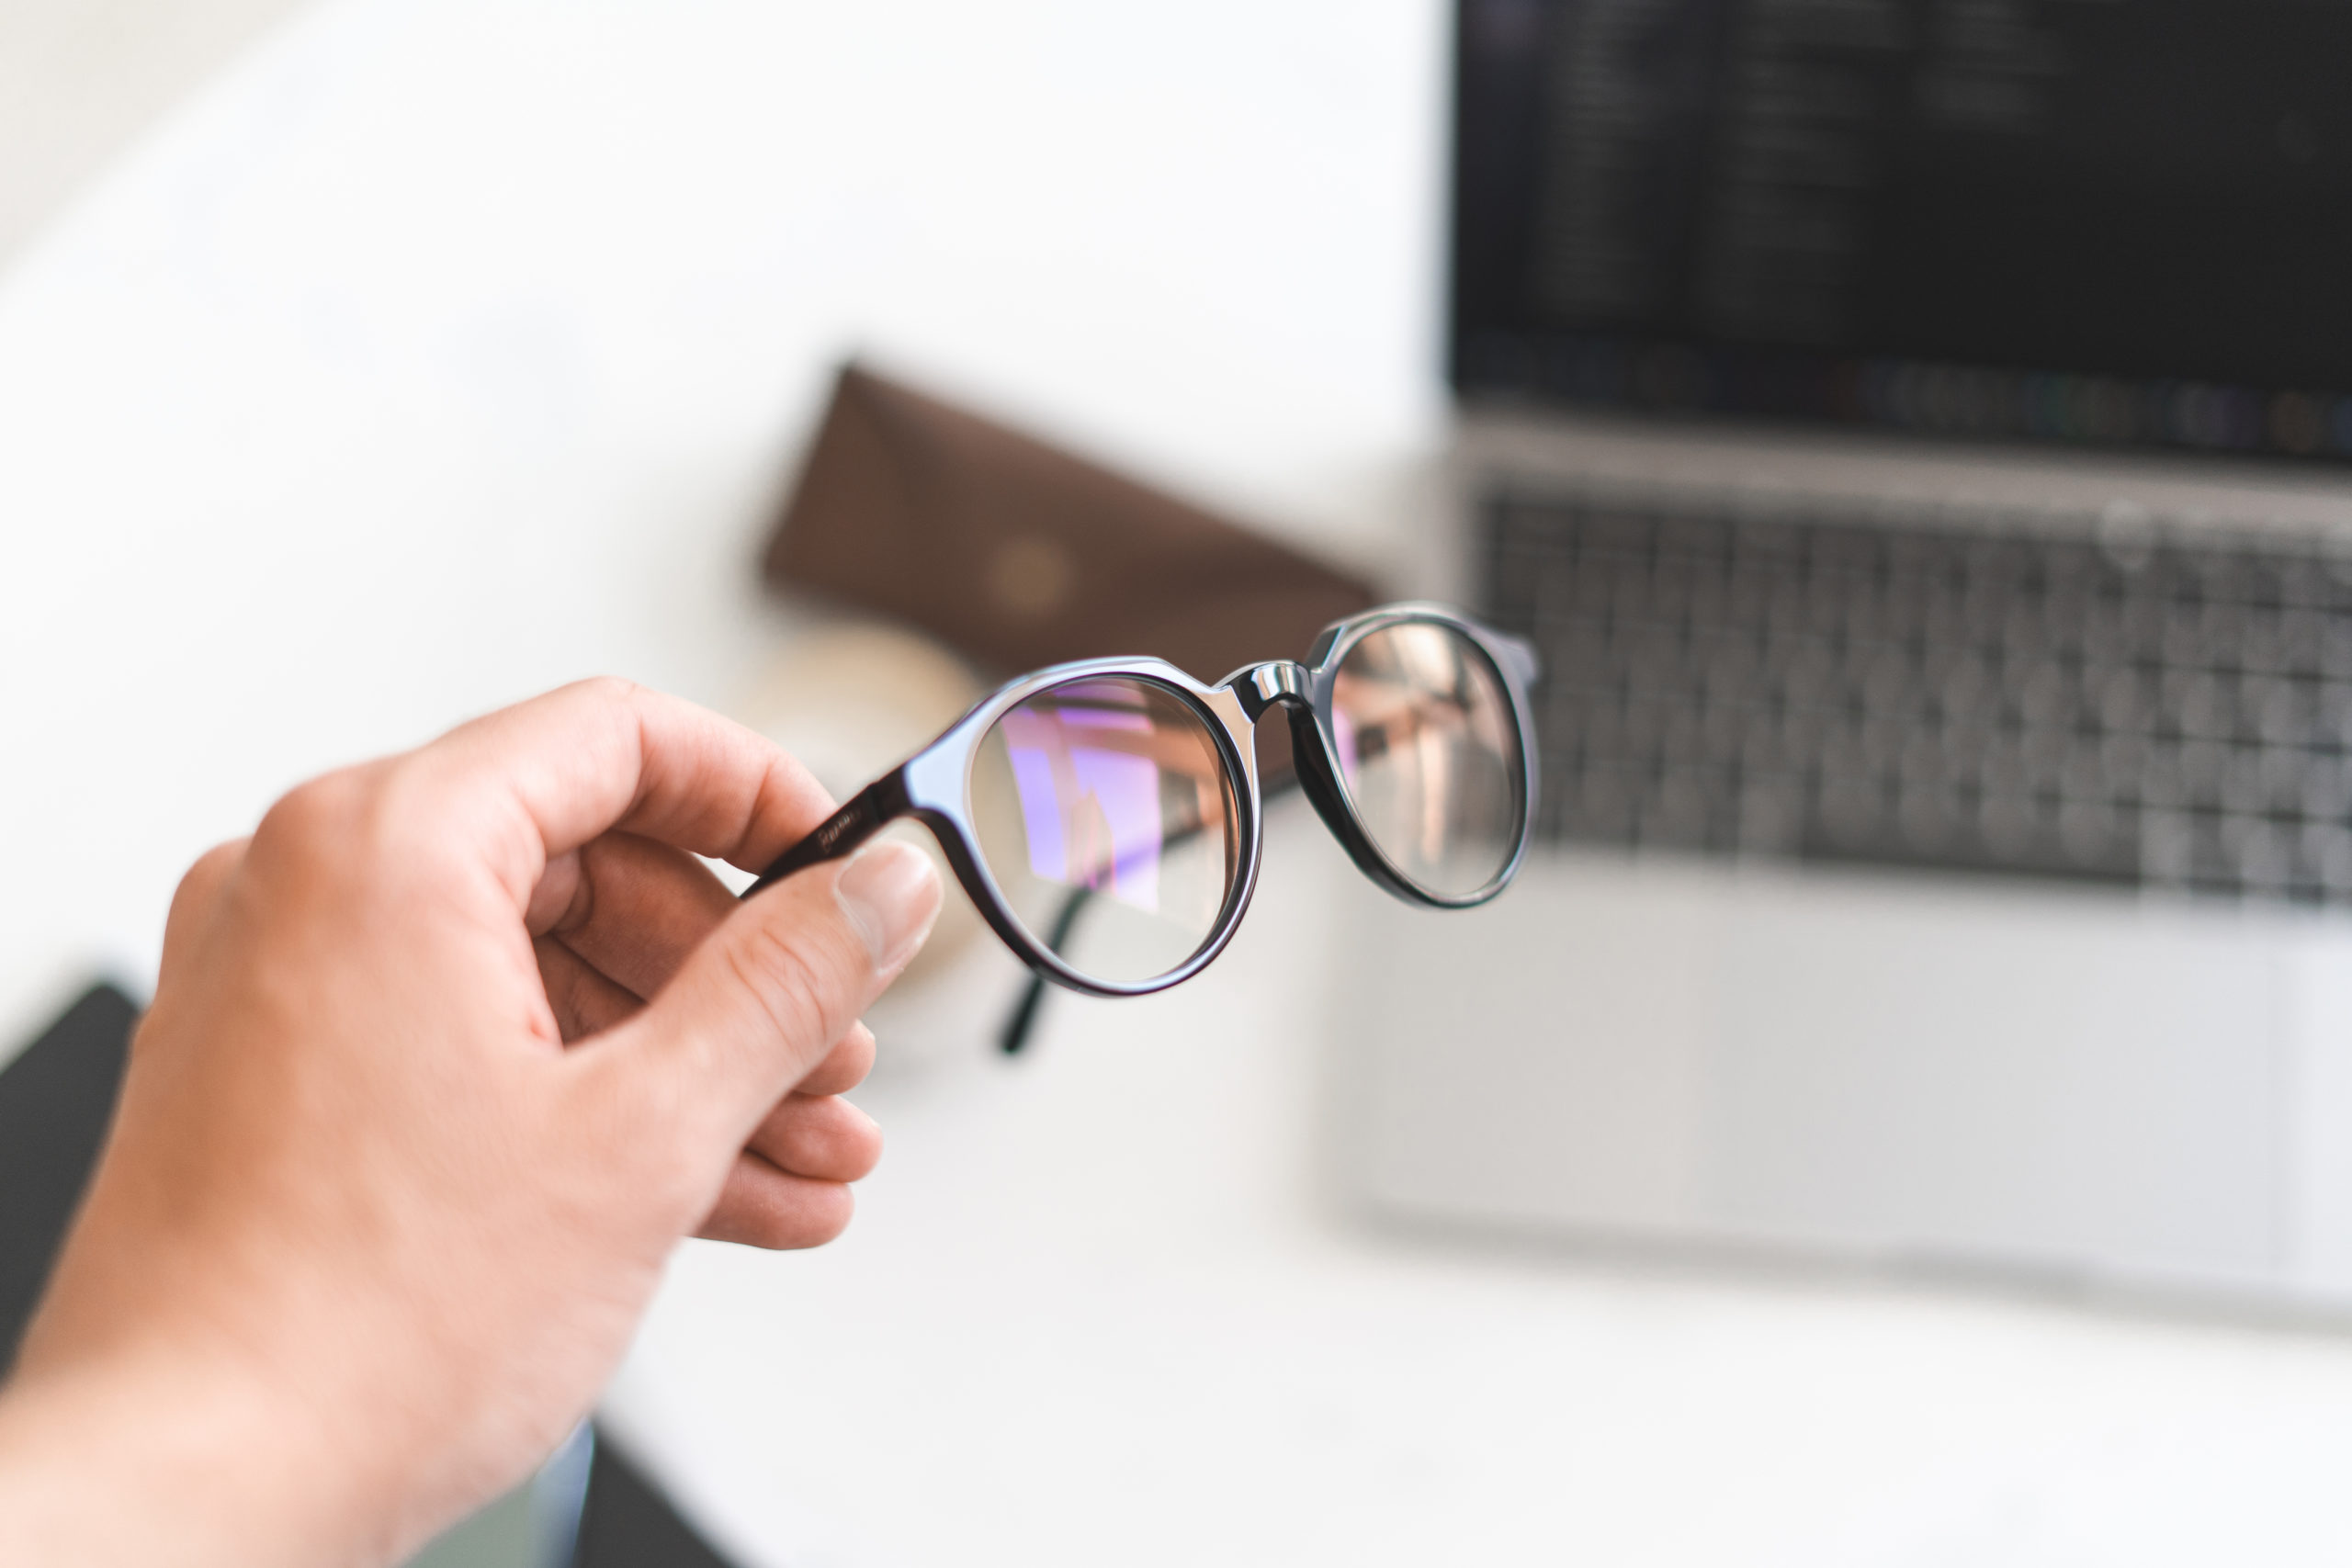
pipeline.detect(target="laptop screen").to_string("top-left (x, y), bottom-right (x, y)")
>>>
top-left (1452, 0), bottom-right (2352, 462)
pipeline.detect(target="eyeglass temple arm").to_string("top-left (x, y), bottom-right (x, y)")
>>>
top-left (995, 885), bottom-right (1094, 1055)
top-left (740, 769), bottom-right (912, 900)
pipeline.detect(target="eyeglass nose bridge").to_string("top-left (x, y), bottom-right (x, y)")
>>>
top-left (1228, 660), bottom-right (1312, 721)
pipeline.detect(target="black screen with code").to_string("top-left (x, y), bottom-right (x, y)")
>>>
top-left (1453, 0), bottom-right (2352, 458)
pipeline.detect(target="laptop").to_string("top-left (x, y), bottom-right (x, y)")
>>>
top-left (1340, 0), bottom-right (2352, 1310)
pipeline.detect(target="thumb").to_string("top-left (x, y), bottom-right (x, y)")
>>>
top-left (613, 839), bottom-right (941, 1129)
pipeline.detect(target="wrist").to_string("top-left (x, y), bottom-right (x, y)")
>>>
top-left (0, 1345), bottom-right (391, 1568)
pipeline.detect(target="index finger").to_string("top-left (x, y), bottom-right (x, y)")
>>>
top-left (406, 677), bottom-right (836, 909)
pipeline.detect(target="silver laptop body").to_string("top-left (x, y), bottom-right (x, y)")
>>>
top-left (1344, 410), bottom-right (2352, 1311)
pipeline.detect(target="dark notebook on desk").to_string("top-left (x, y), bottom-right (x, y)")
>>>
top-left (0, 982), bottom-right (135, 1366)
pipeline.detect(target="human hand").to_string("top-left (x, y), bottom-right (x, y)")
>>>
top-left (0, 679), bottom-right (941, 1567)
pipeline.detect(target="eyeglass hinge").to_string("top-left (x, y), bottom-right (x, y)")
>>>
top-left (1236, 660), bottom-right (1309, 720)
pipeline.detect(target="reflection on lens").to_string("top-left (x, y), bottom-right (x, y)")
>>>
top-left (1329, 621), bottom-right (1521, 897)
top-left (969, 676), bottom-right (1238, 986)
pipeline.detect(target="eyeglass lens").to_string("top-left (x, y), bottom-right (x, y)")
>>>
top-left (969, 676), bottom-right (1239, 987)
top-left (1329, 622), bottom-right (1522, 897)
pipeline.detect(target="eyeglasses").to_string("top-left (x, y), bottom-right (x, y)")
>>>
top-left (742, 603), bottom-right (1541, 1005)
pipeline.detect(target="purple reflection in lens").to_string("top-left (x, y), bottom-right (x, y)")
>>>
top-left (1005, 743), bottom-right (1068, 881)
top-left (998, 704), bottom-right (1166, 914)
top-left (1331, 705), bottom-right (1361, 789)
top-left (1070, 750), bottom-right (1161, 908)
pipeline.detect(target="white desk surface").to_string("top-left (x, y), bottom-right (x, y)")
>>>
top-left (6, 2), bottom-right (2352, 1562)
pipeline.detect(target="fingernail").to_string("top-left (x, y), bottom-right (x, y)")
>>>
top-left (835, 841), bottom-right (941, 973)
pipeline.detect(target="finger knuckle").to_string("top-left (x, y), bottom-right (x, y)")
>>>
top-left (173, 837), bottom-right (246, 898)
top-left (253, 761), bottom-right (455, 895)
top-left (571, 673), bottom-right (647, 711)
top-left (251, 772), bottom-right (361, 879)
top-left (256, 769), bottom-right (364, 846)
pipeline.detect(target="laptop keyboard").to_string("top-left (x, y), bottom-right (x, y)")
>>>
top-left (1481, 486), bottom-right (2352, 902)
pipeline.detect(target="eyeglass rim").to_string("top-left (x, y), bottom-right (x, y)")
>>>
top-left (895, 660), bottom-right (1261, 998)
top-left (1283, 603), bottom-right (1541, 913)
top-left (745, 603), bottom-right (1541, 999)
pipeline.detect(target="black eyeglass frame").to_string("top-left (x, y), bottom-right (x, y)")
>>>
top-left (741, 603), bottom-right (1542, 998)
